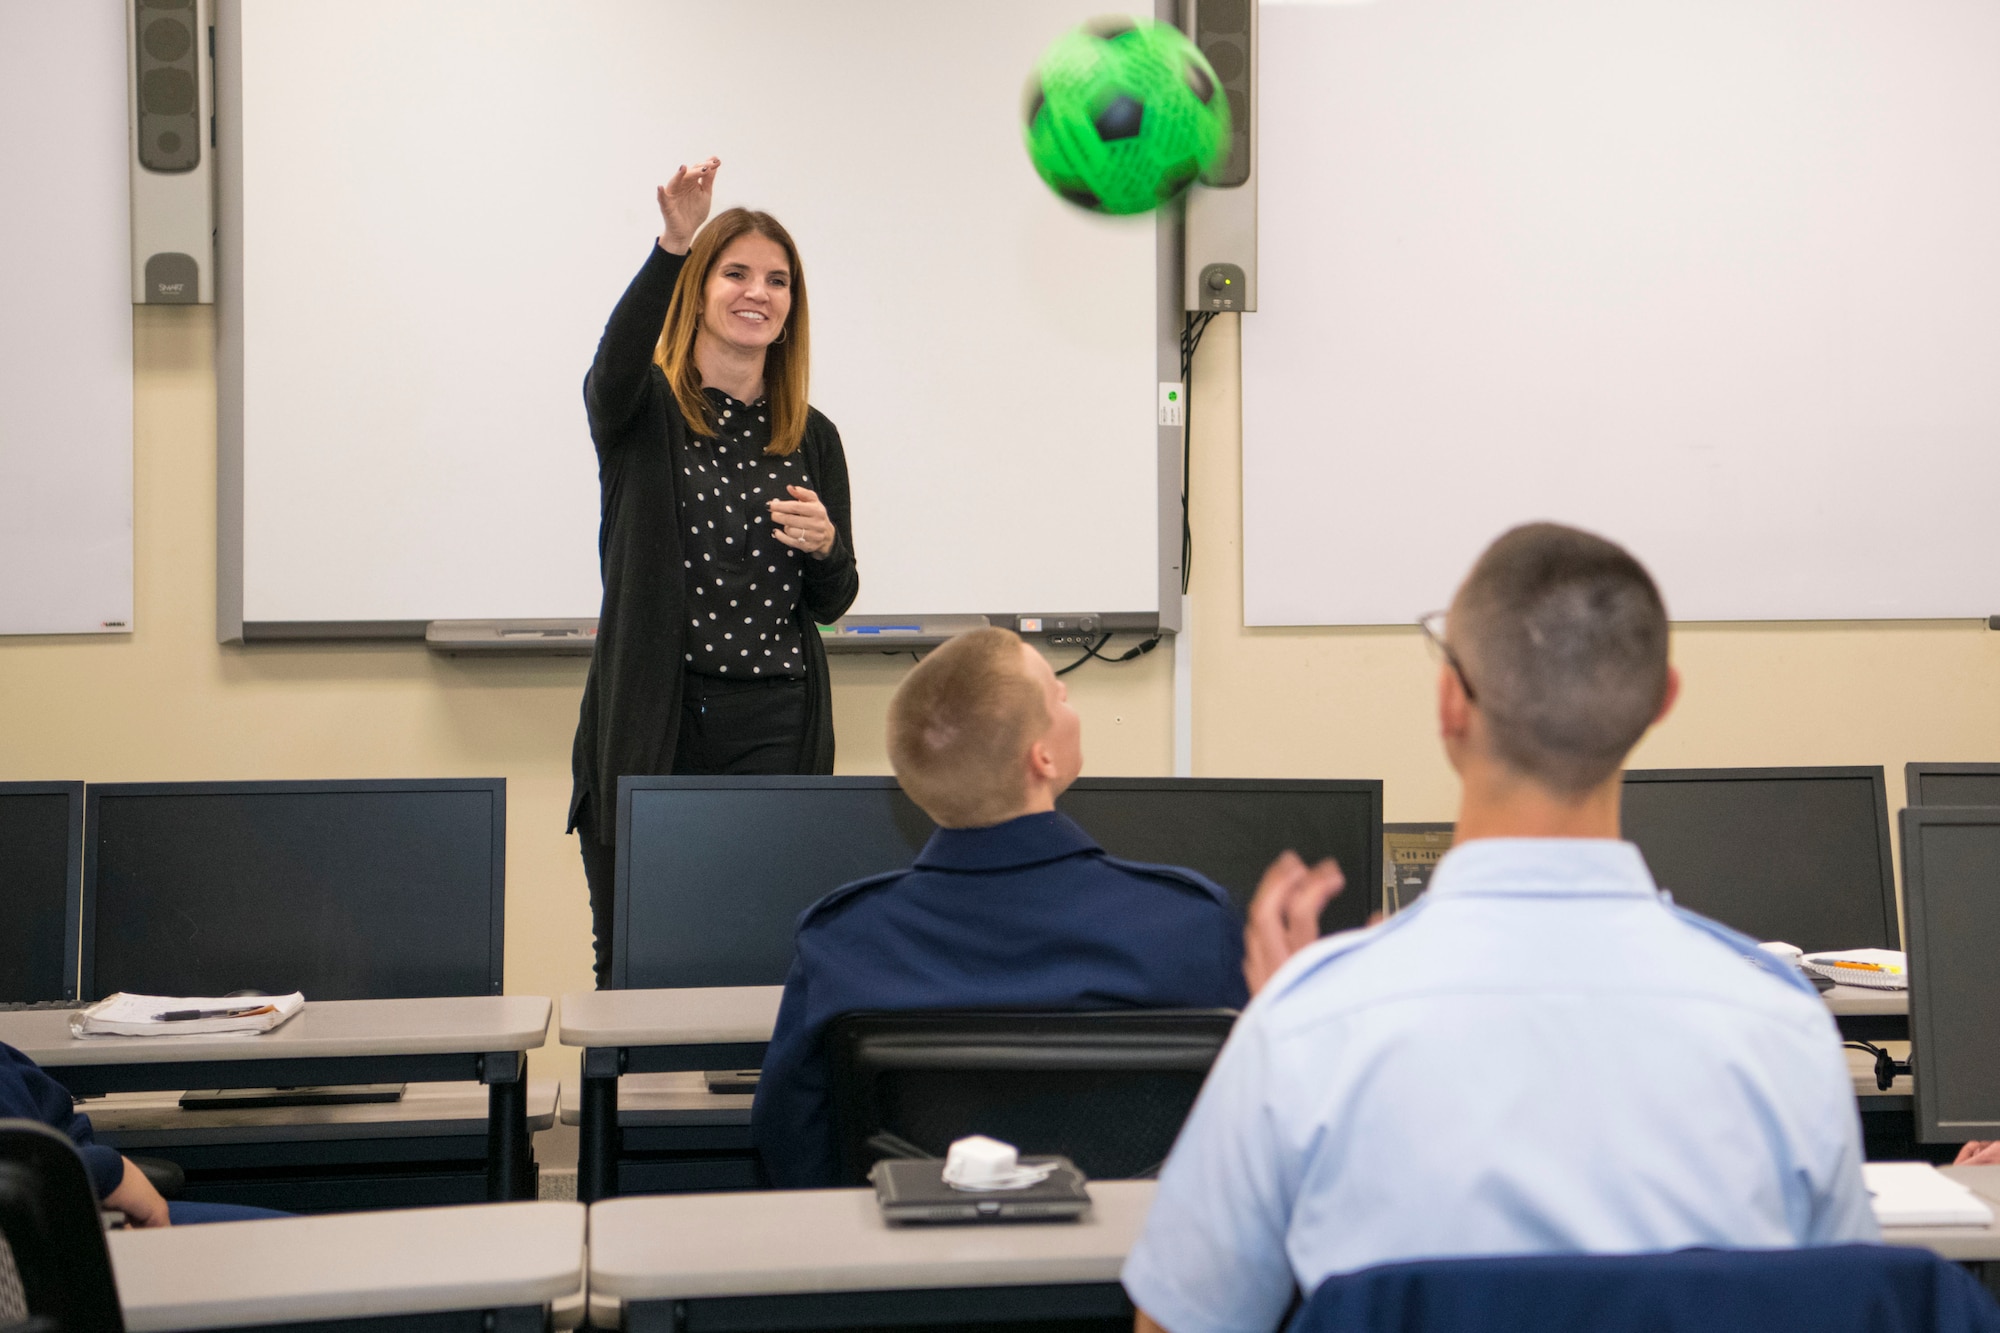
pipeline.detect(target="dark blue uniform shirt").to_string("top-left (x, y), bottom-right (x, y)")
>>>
top-left (0, 1042), bottom-right (124, 1198)
top-left (750, 810), bottom-right (1249, 1187)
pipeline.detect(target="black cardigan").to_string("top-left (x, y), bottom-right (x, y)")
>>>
top-left (568, 244), bottom-right (860, 844)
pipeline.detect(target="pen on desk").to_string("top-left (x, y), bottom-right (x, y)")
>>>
top-left (151, 1005), bottom-right (277, 1022)
top-left (1822, 961), bottom-right (1897, 973)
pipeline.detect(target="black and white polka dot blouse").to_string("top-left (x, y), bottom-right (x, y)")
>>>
top-left (677, 388), bottom-right (810, 680)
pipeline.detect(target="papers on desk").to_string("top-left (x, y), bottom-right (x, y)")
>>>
top-left (1802, 949), bottom-right (1908, 990)
top-left (1865, 1163), bottom-right (1995, 1228)
top-left (69, 992), bottom-right (304, 1038)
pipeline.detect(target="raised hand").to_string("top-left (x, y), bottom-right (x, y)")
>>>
top-left (769, 485), bottom-right (835, 559)
top-left (1243, 851), bottom-right (1347, 997)
top-left (657, 157), bottom-right (721, 255)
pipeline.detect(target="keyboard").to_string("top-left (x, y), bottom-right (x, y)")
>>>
top-left (0, 1000), bottom-right (86, 1013)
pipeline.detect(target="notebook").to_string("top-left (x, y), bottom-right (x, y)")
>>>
top-left (1802, 949), bottom-right (1907, 991)
top-left (69, 992), bottom-right (305, 1037)
top-left (1864, 1162), bottom-right (1994, 1227)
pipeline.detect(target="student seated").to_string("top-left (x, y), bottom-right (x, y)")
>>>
top-left (750, 626), bottom-right (1252, 1187)
top-left (1123, 524), bottom-right (1877, 1333)
top-left (0, 1043), bottom-right (283, 1225)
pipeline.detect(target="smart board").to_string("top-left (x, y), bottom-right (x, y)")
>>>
top-left (0, 1), bottom-right (133, 636)
top-left (217, 0), bottom-right (1177, 639)
top-left (1245, 0), bottom-right (2000, 625)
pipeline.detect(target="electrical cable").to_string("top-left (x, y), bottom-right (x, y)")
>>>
top-left (1054, 631), bottom-right (1162, 677)
top-left (1055, 632), bottom-right (1114, 677)
top-left (1178, 311), bottom-right (1218, 595)
top-left (1083, 632), bottom-right (1161, 666)
top-left (1843, 1040), bottom-right (1911, 1092)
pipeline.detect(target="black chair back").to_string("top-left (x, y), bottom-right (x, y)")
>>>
top-left (825, 1009), bottom-right (1237, 1186)
top-left (0, 1121), bottom-right (123, 1333)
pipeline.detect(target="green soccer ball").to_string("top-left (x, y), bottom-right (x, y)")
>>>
top-left (1023, 17), bottom-right (1231, 216)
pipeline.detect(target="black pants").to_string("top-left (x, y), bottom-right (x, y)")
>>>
top-left (578, 674), bottom-right (808, 987)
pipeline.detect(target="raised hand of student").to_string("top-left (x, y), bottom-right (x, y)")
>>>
top-left (1243, 851), bottom-right (1346, 997)
top-left (1956, 1140), bottom-right (2000, 1166)
top-left (657, 157), bottom-right (721, 255)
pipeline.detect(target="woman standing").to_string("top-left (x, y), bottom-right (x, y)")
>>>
top-left (569, 159), bottom-right (859, 985)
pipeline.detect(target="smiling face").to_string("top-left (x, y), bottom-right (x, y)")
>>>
top-left (700, 232), bottom-right (792, 354)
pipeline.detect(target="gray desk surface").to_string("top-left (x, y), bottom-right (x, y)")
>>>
top-left (109, 1200), bottom-right (585, 1333)
top-left (558, 985), bottom-right (1896, 1051)
top-left (558, 1072), bottom-right (751, 1127)
top-left (0, 996), bottom-right (552, 1068)
top-left (1822, 984), bottom-right (1907, 1017)
top-left (588, 1180), bottom-right (1155, 1301)
top-left (588, 1166), bottom-right (2000, 1303)
top-left (559, 1044), bottom-right (1907, 1127)
top-left (559, 988), bottom-right (781, 1048)
top-left (91, 1080), bottom-right (560, 1148)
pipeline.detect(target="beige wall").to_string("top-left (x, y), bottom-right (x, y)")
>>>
top-left (3, 306), bottom-right (1996, 1074)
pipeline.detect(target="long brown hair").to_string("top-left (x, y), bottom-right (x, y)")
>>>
top-left (655, 208), bottom-right (811, 456)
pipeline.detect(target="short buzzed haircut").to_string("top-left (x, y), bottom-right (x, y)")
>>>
top-left (1451, 523), bottom-right (1670, 796)
top-left (887, 627), bottom-right (1051, 828)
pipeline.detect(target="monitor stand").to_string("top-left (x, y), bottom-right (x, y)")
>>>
top-left (178, 1084), bottom-right (406, 1110)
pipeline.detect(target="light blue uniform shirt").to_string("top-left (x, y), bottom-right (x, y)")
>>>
top-left (1122, 838), bottom-right (1877, 1333)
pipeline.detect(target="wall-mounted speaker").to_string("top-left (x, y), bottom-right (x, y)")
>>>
top-left (127, 0), bottom-right (214, 304)
top-left (1183, 0), bottom-right (1256, 312)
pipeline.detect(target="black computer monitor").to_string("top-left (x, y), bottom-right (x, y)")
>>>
top-left (1900, 805), bottom-right (2000, 1144)
top-left (82, 779), bottom-right (506, 1001)
top-left (1905, 763), bottom-right (2000, 809)
top-left (614, 776), bottom-right (1384, 989)
top-left (1620, 767), bottom-right (1897, 953)
top-left (0, 782), bottom-right (83, 1003)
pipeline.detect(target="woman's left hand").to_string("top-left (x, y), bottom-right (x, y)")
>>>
top-left (770, 485), bottom-right (836, 559)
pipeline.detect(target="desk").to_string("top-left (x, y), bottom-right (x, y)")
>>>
top-left (1824, 983), bottom-right (1907, 1042)
top-left (561, 988), bottom-right (780, 1201)
top-left (0, 996), bottom-right (551, 1200)
top-left (588, 1180), bottom-right (1151, 1332)
top-left (110, 1200), bottom-right (584, 1333)
top-left (90, 1081), bottom-right (561, 1212)
top-left (588, 1169), bottom-right (2000, 1332)
top-left (562, 984), bottom-right (1911, 1201)
top-left (560, 1071), bottom-right (758, 1198)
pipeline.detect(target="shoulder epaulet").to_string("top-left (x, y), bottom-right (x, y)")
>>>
top-left (1663, 898), bottom-right (1821, 999)
top-left (1263, 898), bottom-right (1430, 1003)
top-left (1095, 855), bottom-right (1233, 908)
top-left (795, 867), bottom-right (907, 930)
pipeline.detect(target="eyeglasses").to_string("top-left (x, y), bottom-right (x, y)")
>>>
top-left (1418, 610), bottom-right (1477, 704)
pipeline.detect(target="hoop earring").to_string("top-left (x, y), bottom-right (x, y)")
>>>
top-left (773, 325), bottom-right (788, 345)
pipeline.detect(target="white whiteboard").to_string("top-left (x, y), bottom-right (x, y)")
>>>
top-left (222, 0), bottom-right (1169, 631)
top-left (1245, 0), bottom-right (2000, 626)
top-left (0, 1), bottom-right (133, 636)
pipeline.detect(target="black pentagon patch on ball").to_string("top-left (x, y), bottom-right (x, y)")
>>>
top-left (1058, 184), bottom-right (1104, 211)
top-left (1094, 95), bottom-right (1145, 142)
top-left (1087, 17), bottom-right (1136, 39)
top-left (1024, 84), bottom-right (1046, 128)
top-left (1185, 59), bottom-right (1215, 104)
